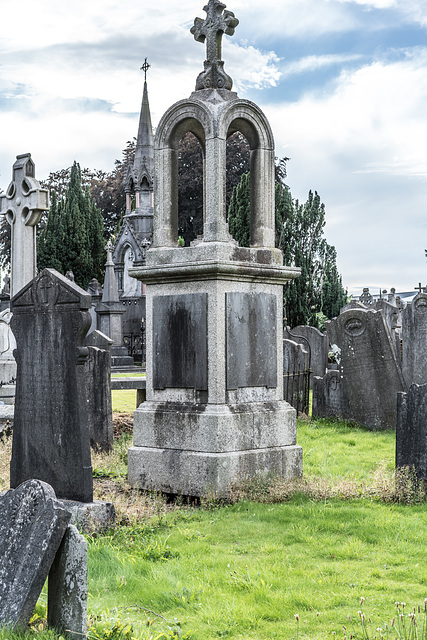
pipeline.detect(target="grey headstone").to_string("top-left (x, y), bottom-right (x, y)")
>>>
top-left (401, 293), bottom-right (427, 386)
top-left (396, 383), bottom-right (427, 481)
top-left (226, 292), bottom-right (277, 389)
top-left (48, 525), bottom-right (87, 640)
top-left (10, 268), bottom-right (93, 502)
top-left (286, 325), bottom-right (328, 379)
top-left (312, 369), bottom-right (347, 419)
top-left (85, 345), bottom-right (113, 452)
top-left (153, 293), bottom-right (208, 390)
top-left (323, 308), bottom-right (406, 429)
top-left (0, 479), bottom-right (70, 629)
top-left (283, 338), bottom-right (310, 413)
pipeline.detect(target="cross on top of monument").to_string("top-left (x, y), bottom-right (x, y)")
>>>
top-left (0, 153), bottom-right (49, 297)
top-left (415, 282), bottom-right (427, 294)
top-left (191, 0), bottom-right (239, 91)
top-left (141, 58), bottom-right (150, 82)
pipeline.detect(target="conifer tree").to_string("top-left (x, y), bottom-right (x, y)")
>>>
top-left (227, 172), bottom-right (250, 247)
top-left (228, 170), bottom-right (347, 328)
top-left (37, 161), bottom-right (105, 289)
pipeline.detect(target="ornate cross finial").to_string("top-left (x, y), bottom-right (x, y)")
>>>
top-left (141, 58), bottom-right (150, 82)
top-left (191, 0), bottom-right (239, 91)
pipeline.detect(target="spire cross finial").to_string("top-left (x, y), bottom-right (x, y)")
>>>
top-left (191, 0), bottom-right (238, 91)
top-left (141, 58), bottom-right (150, 82)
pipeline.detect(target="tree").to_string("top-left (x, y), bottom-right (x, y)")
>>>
top-left (228, 172), bottom-right (250, 247)
top-left (37, 162), bottom-right (106, 289)
top-left (229, 169), bottom-right (347, 328)
top-left (177, 131), bottom-right (250, 246)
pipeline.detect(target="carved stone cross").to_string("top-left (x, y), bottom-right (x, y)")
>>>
top-left (191, 0), bottom-right (239, 91)
top-left (0, 154), bottom-right (49, 298)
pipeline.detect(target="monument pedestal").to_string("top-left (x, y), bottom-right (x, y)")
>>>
top-left (128, 243), bottom-right (302, 496)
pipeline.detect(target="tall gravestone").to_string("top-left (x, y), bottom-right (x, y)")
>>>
top-left (10, 269), bottom-right (93, 502)
top-left (396, 383), bottom-right (427, 483)
top-left (127, 0), bottom-right (302, 496)
top-left (315, 308), bottom-right (406, 429)
top-left (401, 292), bottom-right (427, 386)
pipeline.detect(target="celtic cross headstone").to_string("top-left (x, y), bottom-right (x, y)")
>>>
top-left (191, 0), bottom-right (239, 90)
top-left (0, 154), bottom-right (49, 297)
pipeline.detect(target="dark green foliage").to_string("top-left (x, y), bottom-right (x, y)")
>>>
top-left (37, 162), bottom-right (106, 289)
top-left (229, 167), bottom-right (347, 328)
top-left (178, 132), bottom-right (250, 246)
top-left (228, 173), bottom-right (250, 247)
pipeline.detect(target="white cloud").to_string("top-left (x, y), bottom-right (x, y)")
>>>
top-left (264, 48), bottom-right (427, 292)
top-left (281, 54), bottom-right (364, 78)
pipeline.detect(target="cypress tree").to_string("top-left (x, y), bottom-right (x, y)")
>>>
top-left (37, 161), bottom-right (105, 288)
top-left (228, 172), bottom-right (250, 247)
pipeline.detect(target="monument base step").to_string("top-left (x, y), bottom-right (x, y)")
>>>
top-left (128, 445), bottom-right (303, 497)
top-left (61, 499), bottom-right (116, 533)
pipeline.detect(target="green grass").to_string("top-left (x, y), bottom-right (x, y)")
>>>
top-left (5, 415), bottom-right (426, 640)
top-left (297, 418), bottom-right (396, 479)
top-left (85, 497), bottom-right (427, 639)
top-left (112, 389), bottom-right (138, 412)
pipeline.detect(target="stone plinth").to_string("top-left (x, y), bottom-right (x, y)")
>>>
top-left (128, 243), bottom-right (302, 496)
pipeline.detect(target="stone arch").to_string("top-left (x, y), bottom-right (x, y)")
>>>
top-left (221, 100), bottom-right (275, 248)
top-left (153, 100), bottom-right (220, 247)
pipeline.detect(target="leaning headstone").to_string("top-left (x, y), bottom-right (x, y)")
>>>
top-left (85, 330), bottom-right (113, 451)
top-left (0, 479), bottom-right (70, 629)
top-left (10, 268), bottom-right (93, 502)
top-left (401, 292), bottom-right (427, 386)
top-left (319, 308), bottom-right (406, 430)
top-left (396, 383), bottom-right (427, 483)
top-left (48, 525), bottom-right (87, 640)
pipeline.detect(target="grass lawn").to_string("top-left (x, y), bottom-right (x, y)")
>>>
top-left (1, 396), bottom-right (426, 640)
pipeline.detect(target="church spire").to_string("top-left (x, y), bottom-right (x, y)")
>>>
top-left (134, 59), bottom-right (154, 177)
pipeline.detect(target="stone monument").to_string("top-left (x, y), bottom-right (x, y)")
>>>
top-left (128, 0), bottom-right (302, 496)
top-left (96, 241), bottom-right (133, 367)
top-left (10, 269), bottom-right (93, 502)
top-left (396, 383), bottom-right (427, 484)
top-left (0, 153), bottom-right (49, 297)
top-left (314, 308), bottom-right (406, 429)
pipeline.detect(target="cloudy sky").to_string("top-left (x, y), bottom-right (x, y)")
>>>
top-left (1, 0), bottom-right (426, 296)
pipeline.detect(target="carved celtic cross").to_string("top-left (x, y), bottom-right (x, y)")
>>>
top-left (0, 154), bottom-right (49, 297)
top-left (191, 0), bottom-right (239, 91)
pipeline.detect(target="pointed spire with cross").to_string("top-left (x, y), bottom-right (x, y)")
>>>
top-left (191, 0), bottom-right (239, 91)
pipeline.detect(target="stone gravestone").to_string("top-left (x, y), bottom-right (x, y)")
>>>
top-left (10, 268), bottom-right (93, 502)
top-left (48, 524), bottom-right (88, 640)
top-left (401, 292), bottom-right (427, 387)
top-left (0, 479), bottom-right (70, 629)
top-left (85, 330), bottom-right (113, 451)
top-left (285, 325), bottom-right (328, 380)
top-left (0, 153), bottom-right (49, 297)
top-left (283, 338), bottom-right (310, 414)
top-left (128, 0), bottom-right (302, 496)
top-left (314, 308), bottom-right (406, 430)
top-left (396, 383), bottom-right (427, 484)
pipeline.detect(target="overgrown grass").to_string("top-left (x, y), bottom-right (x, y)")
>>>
top-left (2, 411), bottom-right (427, 639)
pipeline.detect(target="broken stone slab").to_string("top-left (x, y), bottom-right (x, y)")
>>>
top-left (48, 525), bottom-right (87, 640)
top-left (0, 479), bottom-right (71, 629)
top-left (63, 499), bottom-right (116, 533)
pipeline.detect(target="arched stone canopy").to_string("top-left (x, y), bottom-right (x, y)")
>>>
top-left (153, 95), bottom-right (275, 249)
